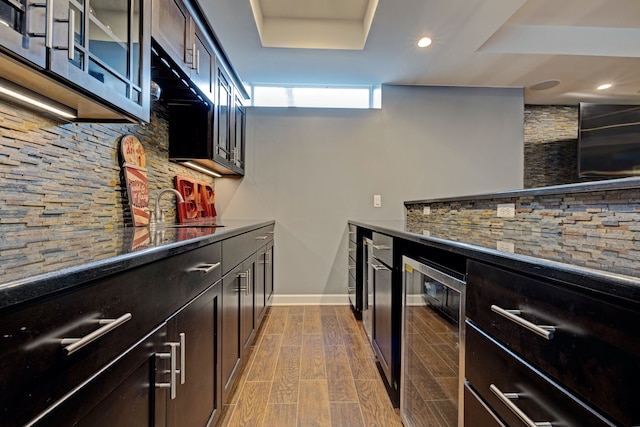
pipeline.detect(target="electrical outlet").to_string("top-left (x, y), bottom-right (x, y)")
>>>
top-left (422, 230), bottom-right (430, 237)
top-left (374, 194), bottom-right (382, 208)
top-left (496, 241), bottom-right (515, 253)
top-left (423, 206), bottom-right (431, 215)
top-left (497, 203), bottom-right (516, 218)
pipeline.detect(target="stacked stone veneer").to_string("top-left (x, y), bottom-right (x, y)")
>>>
top-left (524, 105), bottom-right (581, 188)
top-left (406, 186), bottom-right (640, 240)
top-left (0, 99), bottom-right (214, 234)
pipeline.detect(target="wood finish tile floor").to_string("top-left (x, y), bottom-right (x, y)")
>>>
top-left (218, 306), bottom-right (403, 427)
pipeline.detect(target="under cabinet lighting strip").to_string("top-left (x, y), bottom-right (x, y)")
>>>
top-left (182, 161), bottom-right (223, 178)
top-left (0, 78), bottom-right (76, 119)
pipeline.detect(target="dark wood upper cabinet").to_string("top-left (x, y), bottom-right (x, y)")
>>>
top-left (151, 0), bottom-right (191, 75)
top-left (152, 0), bottom-right (248, 176)
top-left (0, 0), bottom-right (47, 67)
top-left (0, 0), bottom-right (151, 122)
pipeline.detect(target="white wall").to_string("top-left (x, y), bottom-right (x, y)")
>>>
top-left (216, 85), bottom-right (524, 301)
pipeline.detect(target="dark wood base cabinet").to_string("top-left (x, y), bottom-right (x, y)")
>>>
top-left (30, 282), bottom-right (222, 427)
top-left (1, 223), bottom-right (274, 427)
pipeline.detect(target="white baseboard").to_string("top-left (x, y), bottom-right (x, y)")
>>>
top-left (271, 294), bottom-right (350, 306)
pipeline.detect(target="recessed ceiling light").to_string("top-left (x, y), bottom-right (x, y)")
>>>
top-left (417, 37), bottom-right (432, 48)
top-left (597, 83), bottom-right (613, 90)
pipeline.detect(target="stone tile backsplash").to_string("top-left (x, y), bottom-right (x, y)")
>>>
top-left (406, 186), bottom-right (640, 241)
top-left (0, 100), bottom-right (214, 234)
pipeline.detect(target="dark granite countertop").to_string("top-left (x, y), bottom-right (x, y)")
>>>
top-left (349, 219), bottom-right (640, 304)
top-left (0, 220), bottom-right (274, 310)
top-left (404, 176), bottom-right (640, 205)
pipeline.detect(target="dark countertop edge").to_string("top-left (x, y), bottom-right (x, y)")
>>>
top-left (403, 177), bottom-right (640, 206)
top-left (0, 220), bottom-right (274, 311)
top-left (349, 220), bottom-right (640, 304)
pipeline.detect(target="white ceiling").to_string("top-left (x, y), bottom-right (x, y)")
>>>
top-left (199, 0), bottom-right (640, 105)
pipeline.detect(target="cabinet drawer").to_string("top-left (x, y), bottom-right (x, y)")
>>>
top-left (466, 260), bottom-right (639, 426)
top-left (0, 242), bottom-right (221, 426)
top-left (465, 323), bottom-right (616, 427)
top-left (223, 225), bottom-right (274, 274)
top-left (372, 232), bottom-right (393, 267)
top-left (223, 231), bottom-right (255, 273)
top-left (254, 224), bottom-right (275, 248)
top-left (463, 383), bottom-right (505, 427)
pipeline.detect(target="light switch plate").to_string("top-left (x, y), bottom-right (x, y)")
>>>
top-left (374, 194), bottom-right (381, 208)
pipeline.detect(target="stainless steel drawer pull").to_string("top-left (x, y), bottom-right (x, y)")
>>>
top-left (372, 244), bottom-right (391, 250)
top-left (372, 263), bottom-right (389, 271)
top-left (348, 264), bottom-right (356, 270)
top-left (255, 235), bottom-right (268, 240)
top-left (267, 231), bottom-right (275, 234)
top-left (348, 231), bottom-right (356, 235)
top-left (348, 248), bottom-right (356, 252)
top-left (491, 305), bottom-right (555, 340)
top-left (190, 262), bottom-right (221, 274)
top-left (490, 384), bottom-right (552, 427)
top-left (61, 313), bottom-right (132, 355)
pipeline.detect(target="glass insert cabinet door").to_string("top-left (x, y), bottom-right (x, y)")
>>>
top-left (49, 0), bottom-right (147, 112)
top-left (0, 0), bottom-right (48, 67)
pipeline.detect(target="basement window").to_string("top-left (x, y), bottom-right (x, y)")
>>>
top-left (249, 85), bottom-right (381, 109)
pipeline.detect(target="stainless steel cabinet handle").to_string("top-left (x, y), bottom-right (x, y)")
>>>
top-left (490, 384), bottom-right (552, 427)
top-left (267, 231), bottom-right (275, 234)
top-left (372, 263), bottom-right (389, 271)
top-left (247, 268), bottom-right (251, 295)
top-left (179, 332), bottom-right (186, 385)
top-left (190, 262), bottom-right (221, 274)
top-left (491, 305), bottom-right (555, 340)
top-left (348, 248), bottom-right (356, 252)
top-left (236, 272), bottom-right (248, 292)
top-left (348, 231), bottom-right (356, 235)
top-left (45, 0), bottom-right (52, 48)
top-left (255, 235), bottom-right (268, 240)
top-left (347, 287), bottom-right (356, 292)
top-left (372, 244), bottom-right (390, 250)
top-left (195, 49), bottom-right (200, 74)
top-left (156, 341), bottom-right (179, 399)
top-left (61, 313), bottom-right (132, 355)
top-left (348, 264), bottom-right (356, 270)
top-left (66, 9), bottom-right (74, 60)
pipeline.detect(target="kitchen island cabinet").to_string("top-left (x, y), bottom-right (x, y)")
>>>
top-left (0, 220), bottom-right (274, 427)
top-left (348, 219), bottom-right (640, 427)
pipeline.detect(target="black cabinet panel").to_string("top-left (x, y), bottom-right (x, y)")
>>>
top-left (167, 283), bottom-right (221, 427)
top-left (221, 263), bottom-right (243, 402)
